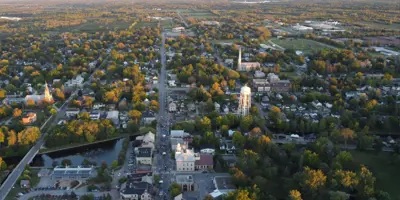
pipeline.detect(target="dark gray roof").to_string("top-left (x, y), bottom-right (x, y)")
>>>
top-left (121, 181), bottom-right (152, 195)
top-left (137, 147), bottom-right (152, 157)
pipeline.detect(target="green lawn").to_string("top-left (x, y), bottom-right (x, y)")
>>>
top-left (350, 150), bottom-right (400, 199)
top-left (270, 38), bottom-right (336, 55)
top-left (5, 169), bottom-right (40, 200)
top-left (133, 22), bottom-right (158, 29)
top-left (358, 21), bottom-right (400, 31)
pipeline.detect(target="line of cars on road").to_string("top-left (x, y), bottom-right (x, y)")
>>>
top-left (32, 186), bottom-right (70, 191)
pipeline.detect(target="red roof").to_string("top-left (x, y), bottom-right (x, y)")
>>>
top-left (195, 154), bottom-right (213, 166)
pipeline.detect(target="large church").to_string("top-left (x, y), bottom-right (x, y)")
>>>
top-left (25, 82), bottom-right (54, 104)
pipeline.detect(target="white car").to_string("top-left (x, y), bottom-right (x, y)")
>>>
top-left (162, 152), bottom-right (166, 155)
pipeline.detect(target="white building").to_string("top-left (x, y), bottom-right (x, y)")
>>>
top-left (172, 27), bottom-right (185, 32)
top-left (237, 85), bottom-right (251, 117)
top-left (65, 74), bottom-right (84, 88)
top-left (175, 144), bottom-right (198, 172)
top-left (169, 102), bottom-right (177, 112)
top-left (254, 70), bottom-right (266, 78)
top-left (237, 47), bottom-right (260, 71)
top-left (292, 23), bottom-right (313, 31)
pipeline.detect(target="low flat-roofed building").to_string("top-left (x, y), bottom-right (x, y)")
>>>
top-left (213, 176), bottom-right (236, 194)
top-left (176, 175), bottom-right (194, 191)
top-left (52, 166), bottom-right (94, 179)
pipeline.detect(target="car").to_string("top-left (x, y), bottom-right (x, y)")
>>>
top-left (162, 152), bottom-right (166, 155)
top-left (159, 180), bottom-right (164, 184)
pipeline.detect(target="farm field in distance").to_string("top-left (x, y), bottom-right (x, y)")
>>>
top-left (270, 38), bottom-right (337, 55)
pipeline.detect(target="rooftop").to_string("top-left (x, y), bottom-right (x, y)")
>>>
top-left (137, 147), bottom-right (152, 157)
top-left (176, 175), bottom-right (194, 184)
top-left (121, 181), bottom-right (152, 195)
top-left (195, 154), bottom-right (214, 166)
top-left (214, 176), bottom-right (236, 191)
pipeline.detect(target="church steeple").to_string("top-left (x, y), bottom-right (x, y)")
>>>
top-left (44, 82), bottom-right (53, 102)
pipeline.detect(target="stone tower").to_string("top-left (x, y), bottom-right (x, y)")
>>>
top-left (44, 82), bottom-right (53, 102)
top-left (238, 85), bottom-right (251, 117)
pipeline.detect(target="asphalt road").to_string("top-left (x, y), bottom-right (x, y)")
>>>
top-left (0, 53), bottom-right (111, 200)
top-left (176, 10), bottom-right (189, 28)
top-left (152, 32), bottom-right (176, 200)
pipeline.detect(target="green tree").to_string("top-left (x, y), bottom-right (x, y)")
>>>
top-left (329, 191), bottom-right (350, 200)
top-left (232, 131), bottom-right (245, 149)
top-left (303, 150), bottom-right (320, 168)
top-left (111, 160), bottom-right (118, 169)
top-left (168, 182), bottom-right (182, 198)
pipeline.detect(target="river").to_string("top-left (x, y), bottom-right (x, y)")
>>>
top-left (4, 138), bottom-right (127, 168)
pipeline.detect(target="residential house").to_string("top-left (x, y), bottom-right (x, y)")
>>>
top-left (65, 108), bottom-right (80, 118)
top-left (142, 111), bottom-right (156, 124)
top-left (220, 141), bottom-right (236, 154)
top-left (65, 74), bottom-right (84, 88)
top-left (107, 110), bottom-right (119, 125)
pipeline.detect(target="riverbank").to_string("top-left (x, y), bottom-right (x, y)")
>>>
top-left (38, 135), bottom-right (128, 154)
top-left (40, 126), bottom-right (156, 154)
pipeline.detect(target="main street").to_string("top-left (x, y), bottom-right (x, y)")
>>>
top-left (153, 32), bottom-right (175, 200)
top-left (0, 52), bottom-right (111, 200)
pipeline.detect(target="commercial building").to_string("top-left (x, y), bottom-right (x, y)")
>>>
top-left (211, 176), bottom-right (236, 196)
top-left (195, 154), bottom-right (214, 170)
top-left (52, 166), bottom-right (93, 179)
top-left (176, 175), bottom-right (194, 191)
top-left (136, 147), bottom-right (153, 165)
top-left (120, 181), bottom-right (153, 200)
top-left (175, 144), bottom-right (197, 172)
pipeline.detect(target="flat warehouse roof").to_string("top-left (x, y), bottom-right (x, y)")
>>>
top-left (214, 176), bottom-right (236, 190)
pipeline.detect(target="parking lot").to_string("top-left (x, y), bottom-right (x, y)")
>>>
top-left (180, 173), bottom-right (230, 200)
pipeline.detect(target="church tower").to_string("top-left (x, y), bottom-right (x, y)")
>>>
top-left (238, 85), bottom-right (251, 117)
top-left (44, 82), bottom-right (53, 102)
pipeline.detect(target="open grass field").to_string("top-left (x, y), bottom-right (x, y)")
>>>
top-left (350, 150), bottom-right (400, 199)
top-left (270, 38), bottom-right (336, 55)
top-left (358, 21), bottom-right (400, 31)
top-left (133, 22), bottom-right (158, 29)
top-left (181, 9), bottom-right (217, 19)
